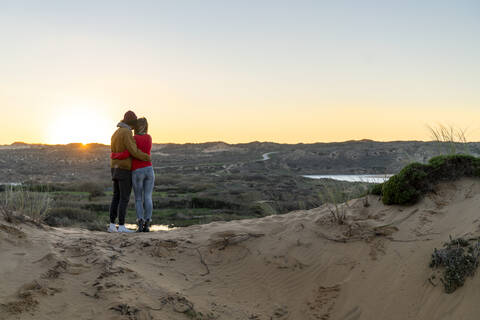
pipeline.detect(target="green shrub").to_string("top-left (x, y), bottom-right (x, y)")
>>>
top-left (382, 155), bottom-right (480, 205)
top-left (370, 183), bottom-right (383, 195)
top-left (251, 202), bottom-right (277, 216)
top-left (382, 163), bottom-right (428, 205)
top-left (428, 155), bottom-right (480, 180)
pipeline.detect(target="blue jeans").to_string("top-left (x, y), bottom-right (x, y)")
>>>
top-left (132, 166), bottom-right (155, 221)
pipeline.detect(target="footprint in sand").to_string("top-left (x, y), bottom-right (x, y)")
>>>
top-left (306, 284), bottom-right (341, 319)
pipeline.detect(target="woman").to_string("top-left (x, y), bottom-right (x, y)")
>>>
top-left (111, 117), bottom-right (155, 232)
top-left (109, 111), bottom-right (151, 233)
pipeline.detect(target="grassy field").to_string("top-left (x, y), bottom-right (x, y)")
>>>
top-left (2, 141), bottom-right (406, 230)
top-left (1, 174), bottom-right (375, 231)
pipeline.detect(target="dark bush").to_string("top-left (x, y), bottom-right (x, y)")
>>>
top-left (74, 182), bottom-right (105, 199)
top-left (243, 174), bottom-right (269, 182)
top-left (44, 207), bottom-right (98, 227)
top-left (176, 182), bottom-right (212, 193)
top-left (53, 201), bottom-right (83, 209)
top-left (82, 203), bottom-right (110, 212)
top-left (382, 155), bottom-right (480, 205)
top-left (190, 197), bottom-right (243, 210)
top-left (154, 174), bottom-right (180, 186)
top-left (153, 199), bottom-right (190, 209)
top-left (370, 183), bottom-right (383, 195)
top-left (22, 183), bottom-right (64, 192)
top-left (428, 154), bottom-right (480, 180)
top-left (430, 237), bottom-right (480, 293)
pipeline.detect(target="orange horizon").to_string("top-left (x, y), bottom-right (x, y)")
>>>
top-left (1, 2), bottom-right (478, 151)
top-left (4, 138), bottom-right (478, 147)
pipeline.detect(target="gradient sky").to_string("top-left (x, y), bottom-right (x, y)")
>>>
top-left (1, 0), bottom-right (479, 144)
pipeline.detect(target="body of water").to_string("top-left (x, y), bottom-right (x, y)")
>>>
top-left (302, 174), bottom-right (393, 183)
top-left (125, 224), bottom-right (176, 232)
top-left (0, 182), bottom-right (22, 186)
top-left (260, 152), bottom-right (278, 161)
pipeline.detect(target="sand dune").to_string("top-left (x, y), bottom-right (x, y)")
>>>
top-left (2, 179), bottom-right (480, 319)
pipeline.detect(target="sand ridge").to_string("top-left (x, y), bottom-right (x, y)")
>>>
top-left (2, 178), bottom-right (480, 319)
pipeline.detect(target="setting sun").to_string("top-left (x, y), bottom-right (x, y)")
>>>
top-left (46, 107), bottom-right (114, 145)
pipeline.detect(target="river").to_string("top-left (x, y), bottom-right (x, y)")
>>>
top-left (260, 152), bottom-right (278, 161)
top-left (302, 174), bottom-right (393, 183)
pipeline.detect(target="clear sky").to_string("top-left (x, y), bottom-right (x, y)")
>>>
top-left (1, 0), bottom-right (479, 144)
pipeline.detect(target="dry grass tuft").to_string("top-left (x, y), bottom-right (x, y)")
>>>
top-left (427, 124), bottom-right (469, 155)
top-left (1, 187), bottom-right (52, 223)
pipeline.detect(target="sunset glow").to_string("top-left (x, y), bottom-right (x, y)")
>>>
top-left (0, 1), bottom-right (478, 145)
top-left (46, 106), bottom-right (113, 145)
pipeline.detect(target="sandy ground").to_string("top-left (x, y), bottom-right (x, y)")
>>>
top-left (2, 178), bottom-right (480, 319)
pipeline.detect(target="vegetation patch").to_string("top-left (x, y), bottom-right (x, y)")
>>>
top-left (430, 237), bottom-right (480, 293)
top-left (1, 188), bottom-right (52, 222)
top-left (370, 183), bottom-right (383, 196)
top-left (44, 207), bottom-right (105, 231)
top-left (380, 155), bottom-right (480, 205)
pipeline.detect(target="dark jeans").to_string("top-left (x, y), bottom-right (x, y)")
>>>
top-left (109, 168), bottom-right (132, 225)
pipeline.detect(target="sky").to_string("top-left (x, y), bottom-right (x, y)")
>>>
top-left (0, 0), bottom-right (479, 145)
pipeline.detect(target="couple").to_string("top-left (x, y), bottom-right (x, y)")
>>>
top-left (108, 110), bottom-right (155, 233)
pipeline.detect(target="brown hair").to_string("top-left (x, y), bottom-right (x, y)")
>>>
top-left (123, 110), bottom-right (137, 127)
top-left (134, 117), bottom-right (148, 135)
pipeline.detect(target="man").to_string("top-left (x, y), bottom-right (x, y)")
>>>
top-left (108, 110), bottom-right (151, 233)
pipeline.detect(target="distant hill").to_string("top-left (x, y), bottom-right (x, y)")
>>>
top-left (0, 140), bottom-right (478, 183)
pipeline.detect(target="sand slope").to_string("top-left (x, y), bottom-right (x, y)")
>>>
top-left (2, 179), bottom-right (480, 320)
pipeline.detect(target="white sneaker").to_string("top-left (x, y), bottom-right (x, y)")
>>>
top-left (108, 223), bottom-right (118, 233)
top-left (117, 225), bottom-right (133, 233)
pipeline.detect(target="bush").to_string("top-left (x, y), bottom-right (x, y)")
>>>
top-left (251, 202), bottom-right (277, 216)
top-left (1, 188), bottom-right (52, 222)
top-left (382, 155), bottom-right (480, 205)
top-left (74, 182), bottom-right (105, 199)
top-left (243, 174), bottom-right (269, 182)
top-left (370, 183), bottom-right (383, 196)
top-left (176, 182), bottom-right (212, 193)
top-left (44, 207), bottom-right (99, 228)
top-left (22, 182), bottom-right (63, 192)
top-left (154, 174), bottom-right (180, 186)
top-left (428, 154), bottom-right (480, 180)
top-left (153, 199), bottom-right (190, 209)
top-left (82, 203), bottom-right (110, 212)
top-left (382, 163), bottom-right (428, 205)
top-left (430, 237), bottom-right (480, 293)
top-left (190, 197), bottom-right (243, 210)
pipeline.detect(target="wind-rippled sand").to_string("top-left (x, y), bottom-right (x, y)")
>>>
top-left (2, 178), bottom-right (480, 319)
